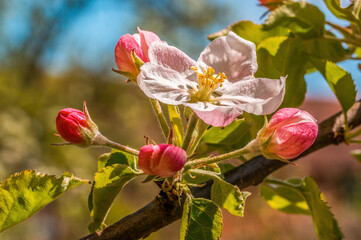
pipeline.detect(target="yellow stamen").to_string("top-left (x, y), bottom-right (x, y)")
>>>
top-left (189, 66), bottom-right (227, 103)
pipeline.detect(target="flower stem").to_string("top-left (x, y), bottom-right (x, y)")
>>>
top-left (104, 138), bottom-right (140, 156)
top-left (323, 35), bottom-right (361, 48)
top-left (92, 133), bottom-right (139, 156)
top-left (187, 121), bottom-right (209, 155)
top-left (346, 127), bottom-right (361, 141)
top-left (149, 98), bottom-right (170, 140)
top-left (184, 139), bottom-right (260, 169)
top-left (182, 113), bottom-right (198, 152)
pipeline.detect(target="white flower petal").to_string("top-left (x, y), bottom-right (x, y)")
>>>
top-left (184, 102), bottom-right (242, 127)
top-left (197, 31), bottom-right (258, 82)
top-left (219, 76), bottom-right (286, 115)
top-left (137, 63), bottom-right (191, 105)
top-left (148, 41), bottom-right (197, 76)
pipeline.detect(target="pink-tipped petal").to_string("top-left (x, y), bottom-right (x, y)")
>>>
top-left (138, 27), bottom-right (161, 61)
top-left (115, 34), bottom-right (145, 75)
top-left (220, 76), bottom-right (286, 115)
top-left (148, 41), bottom-right (197, 75)
top-left (198, 31), bottom-right (258, 82)
top-left (189, 105), bottom-right (243, 127)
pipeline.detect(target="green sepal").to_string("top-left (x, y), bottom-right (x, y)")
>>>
top-left (131, 49), bottom-right (144, 74)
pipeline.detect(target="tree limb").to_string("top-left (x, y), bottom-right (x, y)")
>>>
top-left (80, 101), bottom-right (361, 240)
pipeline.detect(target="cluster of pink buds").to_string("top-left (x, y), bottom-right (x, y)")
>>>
top-left (258, 108), bottom-right (318, 160)
top-left (114, 27), bottom-right (161, 81)
top-left (138, 144), bottom-right (187, 177)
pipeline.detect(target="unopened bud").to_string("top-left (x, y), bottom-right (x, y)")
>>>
top-left (138, 144), bottom-right (187, 177)
top-left (56, 102), bottom-right (99, 146)
top-left (258, 108), bottom-right (318, 160)
top-left (114, 27), bottom-right (161, 81)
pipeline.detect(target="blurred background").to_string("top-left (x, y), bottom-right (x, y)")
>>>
top-left (0, 0), bottom-right (360, 239)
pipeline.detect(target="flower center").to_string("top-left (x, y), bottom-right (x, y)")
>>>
top-left (189, 66), bottom-right (227, 102)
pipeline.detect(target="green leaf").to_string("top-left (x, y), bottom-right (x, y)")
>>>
top-left (180, 197), bottom-right (223, 240)
top-left (323, 0), bottom-right (358, 23)
top-left (211, 179), bottom-right (250, 217)
top-left (0, 170), bottom-right (88, 232)
top-left (303, 36), bottom-right (346, 62)
top-left (187, 169), bottom-right (249, 217)
top-left (168, 105), bottom-right (185, 146)
top-left (257, 36), bottom-right (288, 56)
top-left (217, 163), bottom-right (236, 176)
top-left (262, 177), bottom-right (343, 240)
top-left (208, 20), bottom-right (289, 44)
top-left (202, 119), bottom-right (252, 145)
top-left (265, 1), bottom-right (325, 38)
top-left (88, 164), bottom-right (141, 232)
top-left (257, 37), bottom-right (307, 107)
top-left (350, 149), bottom-right (361, 163)
top-left (310, 59), bottom-right (356, 114)
top-left (98, 151), bottom-right (137, 171)
top-left (261, 180), bottom-right (310, 215)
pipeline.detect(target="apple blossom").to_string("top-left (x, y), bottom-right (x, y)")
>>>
top-left (258, 108), bottom-right (318, 160)
top-left (137, 31), bottom-right (286, 127)
top-left (114, 28), bottom-right (161, 81)
top-left (138, 144), bottom-right (187, 177)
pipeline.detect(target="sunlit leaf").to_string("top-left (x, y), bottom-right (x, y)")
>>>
top-left (262, 177), bottom-right (343, 239)
top-left (257, 36), bottom-right (288, 56)
top-left (97, 151), bottom-right (137, 171)
top-left (261, 180), bottom-right (309, 215)
top-left (265, 1), bottom-right (325, 38)
top-left (202, 119), bottom-right (251, 145)
top-left (88, 164), bottom-right (142, 232)
top-left (0, 170), bottom-right (88, 232)
top-left (180, 197), bottom-right (223, 240)
top-left (310, 59), bottom-right (356, 114)
top-left (187, 169), bottom-right (249, 217)
top-left (208, 20), bottom-right (289, 44)
top-left (350, 149), bottom-right (361, 163)
top-left (257, 37), bottom-right (307, 107)
top-left (211, 179), bottom-right (250, 217)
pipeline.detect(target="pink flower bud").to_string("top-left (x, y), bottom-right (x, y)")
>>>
top-left (114, 28), bottom-right (161, 80)
top-left (258, 0), bottom-right (285, 10)
top-left (56, 102), bottom-right (99, 145)
top-left (259, 108), bottom-right (318, 160)
top-left (138, 144), bottom-right (187, 177)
